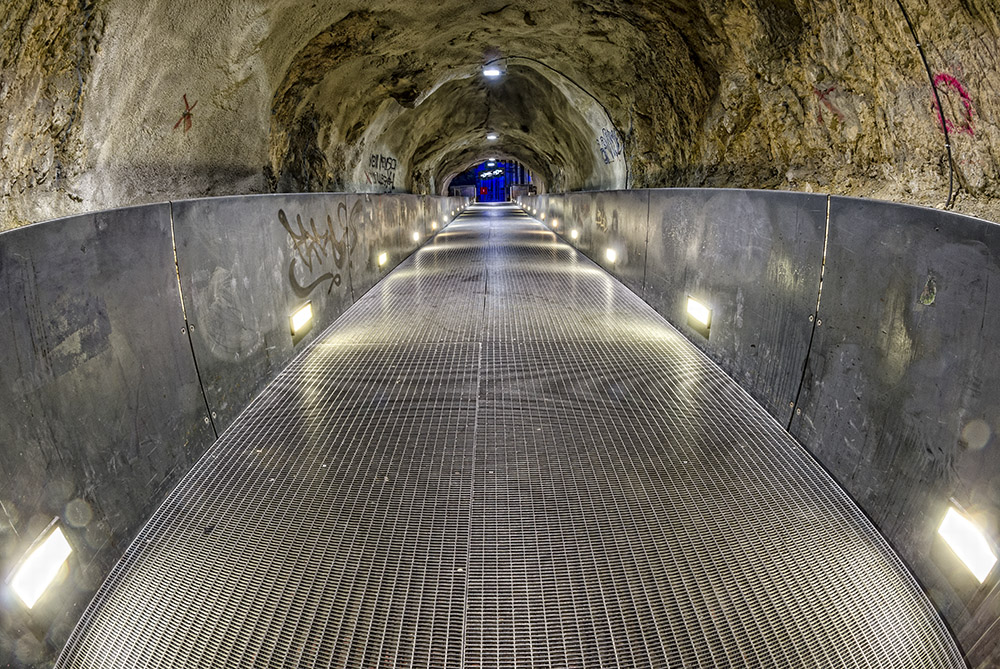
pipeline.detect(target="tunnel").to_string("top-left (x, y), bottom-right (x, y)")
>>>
top-left (2, 1), bottom-right (1000, 667)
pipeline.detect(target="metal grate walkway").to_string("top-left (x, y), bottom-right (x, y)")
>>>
top-left (58, 204), bottom-right (964, 668)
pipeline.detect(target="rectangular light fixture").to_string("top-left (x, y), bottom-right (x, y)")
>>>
top-left (290, 302), bottom-right (313, 335)
top-left (939, 507), bottom-right (997, 583)
top-left (378, 252), bottom-right (388, 266)
top-left (605, 248), bottom-right (617, 263)
top-left (687, 297), bottom-right (711, 327)
top-left (431, 221), bottom-right (438, 230)
top-left (570, 229), bottom-right (579, 240)
top-left (486, 132), bottom-right (498, 141)
top-left (686, 296), bottom-right (712, 338)
top-left (10, 523), bottom-right (72, 608)
top-left (412, 231), bottom-right (421, 242)
top-left (483, 67), bottom-right (502, 78)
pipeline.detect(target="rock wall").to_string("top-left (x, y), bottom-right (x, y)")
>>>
top-left (0, 0), bottom-right (998, 223)
top-left (0, 0), bottom-right (103, 230)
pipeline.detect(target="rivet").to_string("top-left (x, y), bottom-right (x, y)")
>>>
top-left (817, 319), bottom-right (823, 326)
top-left (808, 314), bottom-right (814, 322)
top-left (203, 416), bottom-right (210, 424)
top-left (796, 408), bottom-right (802, 415)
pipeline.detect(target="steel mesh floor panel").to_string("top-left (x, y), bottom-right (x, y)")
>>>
top-left (57, 204), bottom-right (965, 668)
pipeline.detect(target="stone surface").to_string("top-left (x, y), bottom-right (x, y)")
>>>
top-left (2, 1), bottom-right (1000, 229)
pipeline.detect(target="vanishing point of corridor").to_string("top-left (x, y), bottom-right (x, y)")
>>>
top-left (56, 205), bottom-right (963, 668)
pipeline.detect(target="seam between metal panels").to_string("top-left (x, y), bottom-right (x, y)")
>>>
top-left (169, 200), bottom-right (218, 439)
top-left (640, 189), bottom-right (651, 300)
top-left (787, 194), bottom-right (830, 431)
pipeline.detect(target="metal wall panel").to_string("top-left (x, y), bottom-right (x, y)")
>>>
top-left (0, 205), bottom-right (215, 664)
top-left (643, 189), bottom-right (827, 424)
top-left (789, 196), bottom-right (1000, 661)
top-left (171, 194), bottom-right (356, 431)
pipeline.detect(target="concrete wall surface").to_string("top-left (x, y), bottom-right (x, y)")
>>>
top-left (0, 193), bottom-right (467, 666)
top-left (522, 189), bottom-right (1000, 668)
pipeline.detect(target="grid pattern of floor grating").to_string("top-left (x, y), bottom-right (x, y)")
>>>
top-left (57, 204), bottom-right (965, 668)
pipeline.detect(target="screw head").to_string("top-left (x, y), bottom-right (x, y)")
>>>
top-left (796, 408), bottom-right (802, 415)
top-left (203, 416), bottom-right (210, 424)
top-left (817, 319), bottom-right (823, 326)
top-left (808, 314), bottom-right (814, 322)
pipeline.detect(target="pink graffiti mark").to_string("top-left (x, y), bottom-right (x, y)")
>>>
top-left (173, 94), bottom-right (197, 133)
top-left (813, 86), bottom-right (845, 124)
top-left (933, 73), bottom-right (975, 137)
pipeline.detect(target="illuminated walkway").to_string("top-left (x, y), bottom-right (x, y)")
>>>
top-left (58, 205), bottom-right (963, 668)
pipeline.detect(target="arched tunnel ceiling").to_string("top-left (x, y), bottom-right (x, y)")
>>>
top-left (2, 0), bottom-right (1000, 228)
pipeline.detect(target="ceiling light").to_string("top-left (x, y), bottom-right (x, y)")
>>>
top-left (10, 523), bottom-right (72, 609)
top-left (939, 507), bottom-right (997, 583)
top-left (483, 67), bottom-right (502, 78)
top-left (605, 248), bottom-right (617, 263)
top-left (290, 303), bottom-right (313, 335)
top-left (486, 132), bottom-right (499, 141)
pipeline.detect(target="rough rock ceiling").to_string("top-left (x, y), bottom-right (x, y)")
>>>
top-left (1, 0), bottom-right (999, 229)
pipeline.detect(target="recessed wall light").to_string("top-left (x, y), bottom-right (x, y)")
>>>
top-left (412, 231), bottom-right (421, 242)
top-left (483, 67), bottom-right (502, 78)
top-left (686, 296), bottom-right (712, 338)
top-left (486, 132), bottom-right (499, 141)
top-left (290, 302), bottom-right (313, 335)
top-left (939, 507), bottom-right (997, 583)
top-left (431, 221), bottom-right (438, 230)
top-left (378, 252), bottom-right (388, 266)
top-left (570, 229), bottom-right (579, 240)
top-left (687, 297), bottom-right (711, 327)
top-left (605, 248), bottom-right (617, 263)
top-left (10, 522), bottom-right (72, 609)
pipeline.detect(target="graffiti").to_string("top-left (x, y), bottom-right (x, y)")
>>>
top-left (279, 205), bottom-right (353, 297)
top-left (173, 94), bottom-right (197, 133)
top-left (597, 127), bottom-right (623, 164)
top-left (933, 73), bottom-right (975, 137)
top-left (813, 86), bottom-right (845, 124)
top-left (365, 153), bottom-right (398, 190)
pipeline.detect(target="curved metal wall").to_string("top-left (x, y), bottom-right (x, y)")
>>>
top-left (0, 193), bottom-right (467, 667)
top-left (523, 189), bottom-right (1000, 668)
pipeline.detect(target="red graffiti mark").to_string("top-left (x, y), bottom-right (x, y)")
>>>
top-left (173, 94), bottom-right (197, 133)
top-left (813, 86), bottom-right (845, 124)
top-left (932, 73), bottom-right (975, 137)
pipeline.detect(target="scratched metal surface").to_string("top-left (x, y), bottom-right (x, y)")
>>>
top-left (0, 205), bottom-right (215, 666)
top-left (790, 196), bottom-right (1000, 658)
top-left (58, 204), bottom-right (964, 668)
